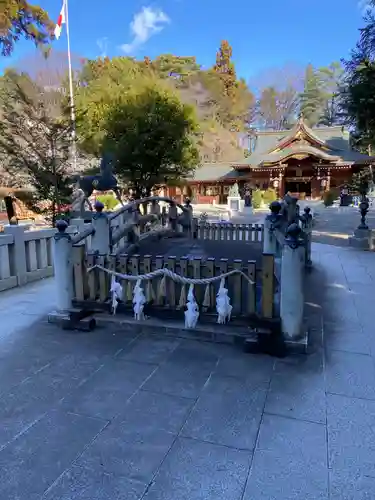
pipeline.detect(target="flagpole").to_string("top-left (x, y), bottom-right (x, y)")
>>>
top-left (64, 0), bottom-right (77, 171)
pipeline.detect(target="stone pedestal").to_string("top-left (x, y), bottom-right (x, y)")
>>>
top-left (241, 206), bottom-right (253, 215)
top-left (349, 228), bottom-right (371, 250)
top-left (227, 196), bottom-right (241, 215)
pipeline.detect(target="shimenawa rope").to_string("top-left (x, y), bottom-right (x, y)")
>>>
top-left (87, 264), bottom-right (255, 286)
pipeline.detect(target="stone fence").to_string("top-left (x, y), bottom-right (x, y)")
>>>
top-left (0, 225), bottom-right (56, 292)
top-left (0, 221), bottom-right (89, 292)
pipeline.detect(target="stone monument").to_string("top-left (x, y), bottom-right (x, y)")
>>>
top-left (227, 182), bottom-right (241, 214)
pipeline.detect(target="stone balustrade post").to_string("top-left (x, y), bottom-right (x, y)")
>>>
top-left (280, 223), bottom-right (305, 340)
top-left (283, 194), bottom-right (299, 224)
top-left (69, 217), bottom-right (86, 235)
top-left (4, 224), bottom-right (27, 286)
top-left (161, 206), bottom-right (167, 227)
top-left (180, 200), bottom-right (193, 236)
top-left (53, 219), bottom-right (73, 311)
top-left (168, 203), bottom-right (178, 232)
top-left (91, 201), bottom-right (111, 254)
top-left (263, 201), bottom-right (283, 255)
top-left (150, 200), bottom-right (161, 222)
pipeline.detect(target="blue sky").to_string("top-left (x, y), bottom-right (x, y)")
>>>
top-left (0, 0), bottom-right (370, 82)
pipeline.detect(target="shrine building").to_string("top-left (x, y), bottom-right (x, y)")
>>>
top-left (166, 117), bottom-right (375, 204)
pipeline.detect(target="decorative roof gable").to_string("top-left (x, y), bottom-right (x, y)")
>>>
top-left (268, 116), bottom-right (328, 154)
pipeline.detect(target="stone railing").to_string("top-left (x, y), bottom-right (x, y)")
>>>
top-left (0, 226), bottom-right (55, 291)
top-left (0, 221), bottom-right (90, 292)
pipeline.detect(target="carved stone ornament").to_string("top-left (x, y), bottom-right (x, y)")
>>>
top-left (228, 182), bottom-right (240, 197)
top-left (71, 188), bottom-right (85, 212)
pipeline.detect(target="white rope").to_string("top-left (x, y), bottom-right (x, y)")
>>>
top-left (87, 264), bottom-right (256, 286)
top-left (89, 263), bottom-right (256, 327)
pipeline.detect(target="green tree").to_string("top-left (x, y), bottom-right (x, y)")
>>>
top-left (350, 167), bottom-right (374, 194)
top-left (0, 71), bottom-right (74, 224)
top-left (341, 1), bottom-right (375, 152)
top-left (0, 0), bottom-right (53, 56)
top-left (74, 56), bottom-right (154, 155)
top-left (149, 54), bottom-right (200, 83)
top-left (78, 56), bottom-right (144, 87)
top-left (96, 193), bottom-right (119, 211)
top-left (102, 83), bottom-right (200, 197)
top-left (317, 62), bottom-right (345, 126)
top-left (300, 64), bottom-right (325, 126)
top-left (74, 52), bottom-right (253, 163)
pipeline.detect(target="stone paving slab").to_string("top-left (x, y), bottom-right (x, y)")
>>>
top-left (143, 437), bottom-right (251, 500)
top-left (0, 410), bottom-right (107, 500)
top-left (43, 465), bottom-right (148, 500)
top-left (264, 352), bottom-right (326, 424)
top-left (1, 241), bottom-right (375, 498)
top-left (181, 373), bottom-right (267, 450)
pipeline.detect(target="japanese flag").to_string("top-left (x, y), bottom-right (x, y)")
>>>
top-left (54, 0), bottom-right (66, 40)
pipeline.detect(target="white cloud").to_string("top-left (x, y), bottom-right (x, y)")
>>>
top-left (97, 37), bottom-right (108, 58)
top-left (120, 6), bottom-right (170, 54)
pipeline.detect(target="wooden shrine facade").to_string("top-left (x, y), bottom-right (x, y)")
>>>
top-left (169, 117), bottom-right (375, 203)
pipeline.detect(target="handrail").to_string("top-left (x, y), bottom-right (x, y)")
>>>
top-left (274, 228), bottom-right (285, 246)
top-left (115, 226), bottom-right (171, 256)
top-left (71, 226), bottom-right (95, 245)
top-left (111, 220), bottom-right (135, 246)
top-left (111, 213), bottom-right (159, 245)
top-left (108, 196), bottom-right (188, 221)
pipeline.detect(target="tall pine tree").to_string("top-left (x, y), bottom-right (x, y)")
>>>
top-left (318, 62), bottom-right (345, 126)
top-left (299, 64), bottom-right (324, 127)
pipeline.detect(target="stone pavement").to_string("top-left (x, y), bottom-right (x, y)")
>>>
top-left (312, 204), bottom-right (375, 247)
top-left (0, 243), bottom-right (375, 499)
top-left (0, 277), bottom-right (56, 341)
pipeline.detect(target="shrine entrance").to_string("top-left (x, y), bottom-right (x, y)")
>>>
top-left (284, 179), bottom-right (312, 199)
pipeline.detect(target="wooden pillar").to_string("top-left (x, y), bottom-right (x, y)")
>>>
top-left (278, 172), bottom-right (284, 198)
top-left (311, 177), bottom-right (320, 199)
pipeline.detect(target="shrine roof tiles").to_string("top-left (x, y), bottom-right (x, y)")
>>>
top-left (245, 122), bottom-right (374, 166)
top-left (191, 163), bottom-right (239, 182)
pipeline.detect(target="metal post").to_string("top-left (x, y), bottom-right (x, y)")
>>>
top-left (64, 0), bottom-right (77, 171)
